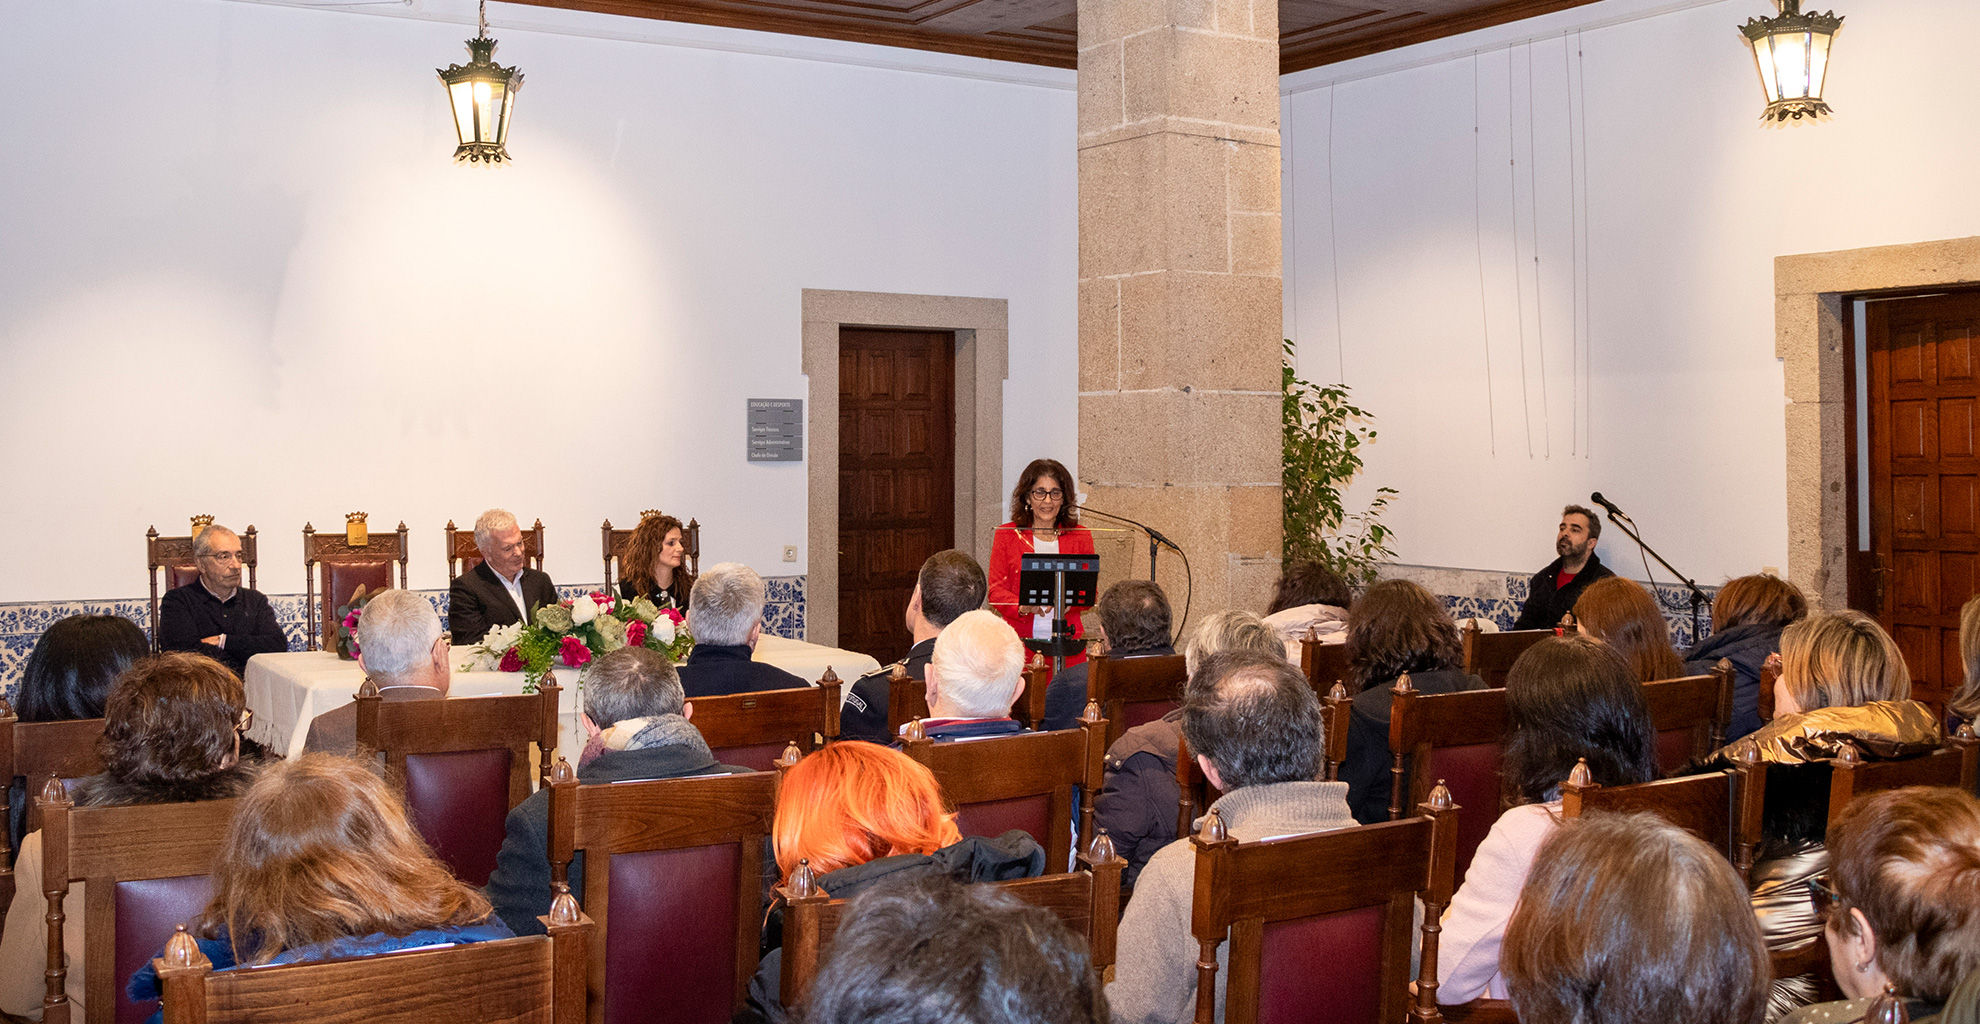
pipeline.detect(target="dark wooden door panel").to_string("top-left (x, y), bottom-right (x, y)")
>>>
top-left (838, 329), bottom-right (955, 664)
top-left (1866, 290), bottom-right (1980, 711)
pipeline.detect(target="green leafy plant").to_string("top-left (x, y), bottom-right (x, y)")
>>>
top-left (1283, 339), bottom-right (1397, 583)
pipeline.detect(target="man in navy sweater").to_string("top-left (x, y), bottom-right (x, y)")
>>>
top-left (918, 610), bottom-right (1028, 741)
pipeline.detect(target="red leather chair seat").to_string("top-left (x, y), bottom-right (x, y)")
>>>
top-left (604, 843), bottom-right (741, 1024)
top-left (1426, 742), bottom-right (1502, 888)
top-left (955, 794), bottom-right (1053, 848)
top-left (1257, 904), bottom-right (1386, 1024)
top-left (404, 748), bottom-right (513, 886)
top-left (115, 874), bottom-right (215, 1024)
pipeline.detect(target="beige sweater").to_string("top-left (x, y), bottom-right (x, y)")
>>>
top-left (0, 830), bottom-right (86, 1019)
top-left (1106, 780), bottom-right (1356, 1024)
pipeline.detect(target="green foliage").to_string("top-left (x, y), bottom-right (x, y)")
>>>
top-left (1282, 339), bottom-right (1398, 584)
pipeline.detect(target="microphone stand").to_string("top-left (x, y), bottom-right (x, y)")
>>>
top-left (1600, 510), bottom-right (1711, 641)
top-left (1074, 504), bottom-right (1180, 582)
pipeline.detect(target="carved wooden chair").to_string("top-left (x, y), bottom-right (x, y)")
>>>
top-left (445, 517), bottom-right (545, 579)
top-left (146, 525), bottom-right (258, 652)
top-left (1720, 738), bottom-right (1841, 1000)
top-left (900, 709), bottom-right (1108, 870)
top-left (1388, 681), bottom-right (1508, 889)
top-left (302, 520), bottom-right (409, 652)
top-left (1826, 727), bottom-right (1980, 824)
top-left (885, 666), bottom-right (931, 736)
top-left (688, 674), bottom-right (841, 771)
top-left (353, 680), bottom-right (562, 887)
top-left (32, 783), bottom-right (240, 1024)
top-left (1300, 635), bottom-right (1353, 695)
top-left (1011, 661), bottom-right (1052, 731)
top-left (1641, 660), bottom-right (1736, 773)
top-left (1186, 786), bottom-right (1460, 1024)
top-left (546, 761), bottom-right (778, 1024)
top-left (775, 835), bottom-right (1125, 1011)
top-left (1559, 756), bottom-right (1743, 863)
top-left (1758, 657), bottom-right (1783, 722)
top-left (1087, 652), bottom-right (1188, 747)
top-left (154, 898), bottom-right (591, 1024)
top-left (601, 514), bottom-right (702, 594)
top-left (1, 704), bottom-right (107, 909)
top-left (1175, 684), bottom-right (1352, 841)
top-left (1459, 623), bottom-right (1554, 689)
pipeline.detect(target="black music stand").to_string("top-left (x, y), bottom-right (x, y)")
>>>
top-left (1019, 552), bottom-right (1099, 676)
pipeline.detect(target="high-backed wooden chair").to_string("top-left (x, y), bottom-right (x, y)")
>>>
top-left (688, 674), bottom-right (841, 770)
top-left (34, 783), bottom-right (240, 1024)
top-left (445, 517), bottom-right (546, 579)
top-left (885, 665), bottom-right (931, 736)
top-left (601, 514), bottom-right (702, 594)
top-left (546, 761), bottom-right (777, 1024)
top-left (1460, 623), bottom-right (1554, 689)
top-left (146, 525), bottom-right (258, 651)
top-left (1186, 786), bottom-right (1460, 1024)
top-left (900, 710), bottom-right (1107, 870)
top-left (1559, 757), bottom-right (1742, 863)
top-left (775, 836), bottom-right (1125, 1010)
top-left (1, 703), bottom-right (107, 908)
top-left (302, 520), bottom-right (409, 652)
top-left (1826, 729), bottom-right (1980, 824)
top-left (1175, 684), bottom-right (1353, 841)
top-left (1300, 636), bottom-right (1353, 695)
top-left (1011, 662), bottom-right (1051, 730)
top-left (354, 681), bottom-right (561, 887)
top-left (1087, 652), bottom-right (1188, 747)
top-left (154, 898), bottom-right (591, 1024)
top-left (1718, 740), bottom-right (1840, 1000)
top-left (1641, 660), bottom-right (1736, 773)
top-left (1388, 680), bottom-right (1508, 889)
top-left (1758, 657), bottom-right (1783, 722)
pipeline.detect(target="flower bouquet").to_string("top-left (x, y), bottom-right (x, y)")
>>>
top-left (333, 584), bottom-right (379, 661)
top-left (462, 592), bottom-right (693, 691)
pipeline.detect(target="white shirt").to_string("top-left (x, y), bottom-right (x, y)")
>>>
top-left (1030, 535), bottom-right (1059, 639)
top-left (493, 564), bottom-right (529, 622)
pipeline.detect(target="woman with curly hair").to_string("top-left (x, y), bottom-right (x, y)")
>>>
top-left (617, 512), bottom-right (693, 611)
top-left (741, 742), bottom-right (1045, 1023)
top-left (128, 755), bottom-right (510, 1023)
top-left (987, 458), bottom-right (1094, 660)
top-left (1573, 576), bottom-right (1685, 682)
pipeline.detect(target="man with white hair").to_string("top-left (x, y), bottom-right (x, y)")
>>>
top-left (675, 562), bottom-right (808, 698)
top-left (916, 609), bottom-right (1028, 740)
top-left (302, 588), bottom-right (452, 754)
top-left (447, 509), bottom-right (559, 645)
top-left (157, 523), bottom-right (288, 674)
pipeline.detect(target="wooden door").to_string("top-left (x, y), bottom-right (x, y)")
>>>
top-left (1865, 290), bottom-right (1980, 711)
top-left (839, 329), bottom-right (955, 663)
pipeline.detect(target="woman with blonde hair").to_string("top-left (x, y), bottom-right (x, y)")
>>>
top-left (127, 755), bottom-right (510, 1021)
top-left (617, 512), bottom-right (693, 610)
top-left (1573, 576), bottom-right (1685, 682)
top-left (1685, 574), bottom-right (1810, 742)
top-left (742, 742), bottom-right (1045, 1022)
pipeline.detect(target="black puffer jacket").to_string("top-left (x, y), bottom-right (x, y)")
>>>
top-left (1684, 621), bottom-right (1785, 743)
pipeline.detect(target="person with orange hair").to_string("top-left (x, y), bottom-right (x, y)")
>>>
top-left (1573, 576), bottom-right (1685, 682)
top-left (740, 742), bottom-right (1046, 1023)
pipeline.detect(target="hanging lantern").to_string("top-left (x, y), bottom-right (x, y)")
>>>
top-left (1741, 0), bottom-right (1843, 122)
top-left (438, 1), bottom-right (523, 163)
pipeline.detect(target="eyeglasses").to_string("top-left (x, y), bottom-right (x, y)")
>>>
top-left (1029, 488), bottom-right (1064, 501)
top-left (1808, 874), bottom-right (1842, 921)
top-left (236, 707), bottom-right (254, 736)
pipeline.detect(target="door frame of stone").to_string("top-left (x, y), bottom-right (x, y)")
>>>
top-left (1778, 237), bottom-right (1980, 611)
top-left (801, 289), bottom-right (1009, 646)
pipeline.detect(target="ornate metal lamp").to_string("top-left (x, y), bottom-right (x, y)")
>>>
top-left (1741, 0), bottom-right (1843, 122)
top-left (438, 1), bottom-right (524, 163)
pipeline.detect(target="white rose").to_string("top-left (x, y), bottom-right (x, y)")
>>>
top-left (571, 596), bottom-right (599, 625)
top-left (482, 622), bottom-right (523, 653)
top-left (652, 617), bottom-right (676, 644)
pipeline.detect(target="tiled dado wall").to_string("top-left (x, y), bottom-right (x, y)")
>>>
top-left (1384, 564), bottom-right (1720, 652)
top-left (0, 578), bottom-right (807, 704)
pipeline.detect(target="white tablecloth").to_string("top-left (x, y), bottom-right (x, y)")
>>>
top-left (243, 635), bottom-right (880, 760)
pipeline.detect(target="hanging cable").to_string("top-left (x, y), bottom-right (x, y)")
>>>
top-left (1473, 51), bottom-right (1497, 457)
top-left (1528, 41), bottom-right (1550, 459)
top-left (1507, 49), bottom-right (1533, 457)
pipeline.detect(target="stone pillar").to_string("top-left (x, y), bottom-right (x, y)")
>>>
top-left (1077, 0), bottom-right (1283, 617)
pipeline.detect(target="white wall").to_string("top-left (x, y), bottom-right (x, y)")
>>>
top-left (1281, 0), bottom-right (1980, 583)
top-left (0, 0), bottom-right (1077, 602)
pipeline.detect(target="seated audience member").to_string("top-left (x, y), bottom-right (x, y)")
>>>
top-left (841, 550), bottom-right (988, 744)
top-left (1953, 595), bottom-right (1980, 735)
top-left (127, 755), bottom-right (510, 1023)
top-left (1502, 812), bottom-right (1770, 1024)
top-left (1694, 610), bottom-right (1938, 1020)
top-left (1685, 573), bottom-right (1810, 742)
top-left (301, 588), bottom-right (451, 754)
top-left (1336, 579), bottom-right (1486, 824)
top-left (1041, 579), bottom-right (1176, 732)
top-left (1093, 610), bottom-right (1285, 887)
top-left (916, 609), bottom-right (1029, 740)
top-left (156, 524), bottom-right (288, 675)
top-left (802, 875), bottom-right (1108, 1024)
top-left (1573, 576), bottom-right (1685, 681)
top-left (741, 742), bottom-right (1045, 1022)
top-left (676, 562), bottom-right (808, 698)
top-left (8, 613), bottom-right (149, 851)
top-left (1439, 635), bottom-right (1657, 1005)
top-left (484, 646), bottom-right (749, 935)
top-left (1108, 651), bottom-right (1354, 1023)
top-left (1513, 504), bottom-right (1614, 630)
top-left (1, 654), bottom-right (260, 1019)
top-left (447, 508), bottom-right (558, 646)
top-left (1776, 787), bottom-right (1980, 1024)
top-left (1260, 559), bottom-right (1355, 658)
top-left (616, 512), bottom-right (693, 612)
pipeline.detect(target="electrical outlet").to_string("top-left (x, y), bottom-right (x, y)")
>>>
top-left (1762, 566), bottom-right (1780, 577)
top-left (783, 545), bottom-right (798, 562)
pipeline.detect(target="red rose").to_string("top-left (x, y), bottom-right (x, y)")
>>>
top-left (661, 608), bottom-right (686, 625)
top-left (498, 648), bottom-right (523, 673)
top-left (559, 636), bottom-right (592, 667)
top-left (626, 620), bottom-right (648, 647)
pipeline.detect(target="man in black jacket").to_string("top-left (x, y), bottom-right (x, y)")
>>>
top-left (484, 645), bottom-right (750, 935)
top-left (157, 524), bottom-right (289, 674)
top-left (1512, 504), bottom-right (1615, 631)
top-left (1040, 579), bottom-right (1175, 732)
top-left (840, 550), bottom-right (987, 744)
top-left (448, 509), bottom-right (559, 645)
top-left (676, 562), bottom-right (810, 698)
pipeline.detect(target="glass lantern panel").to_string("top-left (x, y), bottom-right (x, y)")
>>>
top-left (475, 80), bottom-right (502, 144)
top-left (448, 81), bottom-right (478, 145)
top-left (496, 85), bottom-right (516, 145)
top-left (1807, 30), bottom-right (1833, 99)
top-left (1771, 30), bottom-right (1812, 100)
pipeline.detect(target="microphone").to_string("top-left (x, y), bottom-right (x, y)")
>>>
top-left (1589, 492), bottom-right (1631, 522)
top-left (1075, 504), bottom-right (1182, 552)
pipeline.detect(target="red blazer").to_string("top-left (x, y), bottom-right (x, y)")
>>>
top-left (988, 521), bottom-right (1096, 646)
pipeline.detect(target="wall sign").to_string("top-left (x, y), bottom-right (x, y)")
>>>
top-left (747, 398), bottom-right (804, 462)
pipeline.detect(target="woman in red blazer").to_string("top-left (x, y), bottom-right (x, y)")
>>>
top-left (989, 458), bottom-right (1094, 664)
